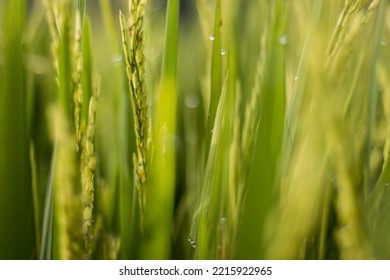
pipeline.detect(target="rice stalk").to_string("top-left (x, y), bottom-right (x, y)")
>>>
top-left (119, 0), bottom-right (151, 232)
top-left (81, 76), bottom-right (100, 257)
top-left (44, 0), bottom-right (85, 135)
top-left (44, 0), bottom-right (94, 259)
top-left (45, 0), bottom-right (73, 120)
top-left (73, 12), bottom-right (84, 150)
top-left (326, 0), bottom-right (373, 71)
top-left (49, 105), bottom-right (83, 259)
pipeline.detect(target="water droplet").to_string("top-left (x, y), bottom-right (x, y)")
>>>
top-left (220, 49), bottom-right (226, 56)
top-left (294, 76), bottom-right (298, 81)
top-left (381, 39), bottom-right (387, 46)
top-left (211, 129), bottom-right (214, 133)
top-left (187, 236), bottom-right (197, 248)
top-left (210, 34), bottom-right (215, 41)
top-left (185, 94), bottom-right (200, 109)
top-left (279, 35), bottom-right (288, 45)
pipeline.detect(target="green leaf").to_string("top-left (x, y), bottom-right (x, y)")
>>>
top-left (191, 75), bottom-right (229, 259)
top-left (205, 0), bottom-right (223, 159)
top-left (0, 0), bottom-right (35, 259)
top-left (237, 0), bottom-right (286, 259)
top-left (142, 0), bottom-right (180, 259)
top-left (81, 17), bottom-right (93, 123)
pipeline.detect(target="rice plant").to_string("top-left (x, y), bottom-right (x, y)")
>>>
top-left (1, 0), bottom-right (390, 260)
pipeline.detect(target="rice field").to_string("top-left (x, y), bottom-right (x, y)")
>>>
top-left (1, 0), bottom-right (390, 260)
